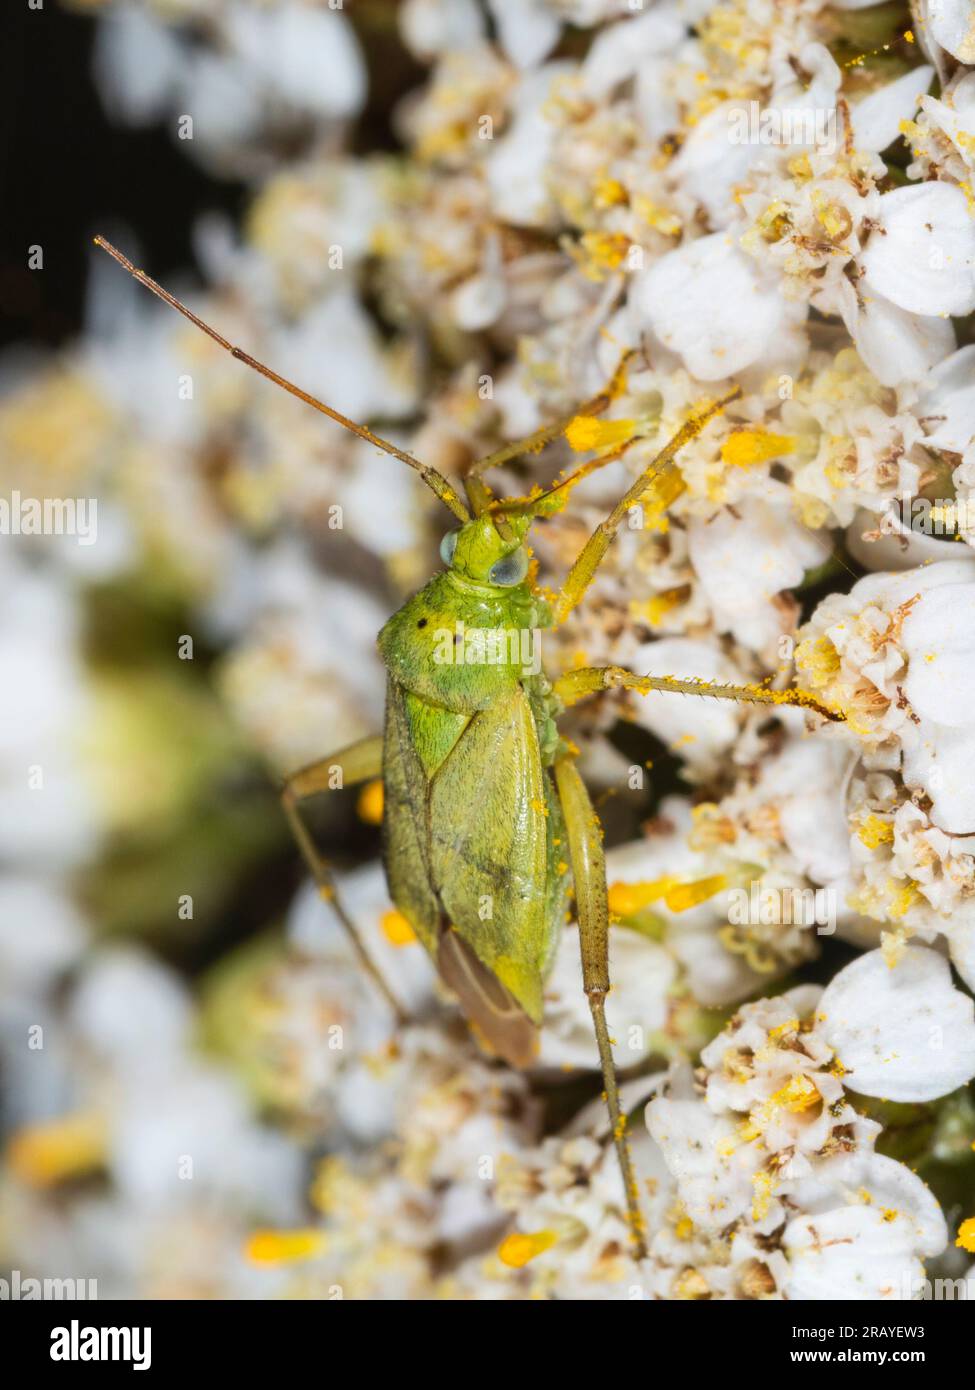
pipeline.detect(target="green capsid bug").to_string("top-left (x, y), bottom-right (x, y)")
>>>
top-left (95, 236), bottom-right (839, 1256)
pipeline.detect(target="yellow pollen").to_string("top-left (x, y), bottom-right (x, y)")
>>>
top-left (720, 431), bottom-right (796, 469)
top-left (665, 874), bottom-right (729, 912)
top-left (631, 587), bottom-right (685, 626)
top-left (769, 1074), bottom-right (821, 1114)
top-left (752, 1169), bottom-right (775, 1222)
top-left (955, 1218), bottom-right (975, 1253)
top-left (857, 814), bottom-right (894, 849)
top-left (356, 779), bottom-right (384, 825)
top-left (607, 877), bottom-right (679, 917)
top-left (594, 176), bottom-right (627, 208)
top-left (565, 415), bottom-right (638, 453)
top-left (245, 1228), bottom-right (329, 1265)
top-left (5, 1113), bottom-right (106, 1188)
top-left (498, 1229), bottom-right (558, 1268)
top-left (381, 909), bottom-right (417, 946)
top-left (887, 880), bottom-right (920, 921)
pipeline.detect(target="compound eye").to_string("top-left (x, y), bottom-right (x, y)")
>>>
top-left (488, 548), bottom-right (529, 586)
top-left (440, 530), bottom-right (459, 566)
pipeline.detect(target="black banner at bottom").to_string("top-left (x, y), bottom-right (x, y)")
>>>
top-left (0, 1296), bottom-right (962, 1373)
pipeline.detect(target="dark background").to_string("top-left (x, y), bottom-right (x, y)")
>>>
top-left (0, 3), bottom-right (247, 353)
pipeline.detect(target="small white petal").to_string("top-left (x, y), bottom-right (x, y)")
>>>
top-left (582, 8), bottom-right (685, 98)
top-left (928, 0), bottom-right (975, 63)
top-left (94, 10), bottom-right (183, 125)
top-left (487, 0), bottom-right (561, 69)
top-left (840, 279), bottom-right (956, 387)
top-left (861, 184), bottom-right (975, 317)
top-left (646, 1096), bottom-right (755, 1230)
top-left (227, 4), bottom-right (367, 118)
top-left (917, 344), bottom-right (975, 452)
top-left (399, 0), bottom-right (485, 60)
top-left (856, 1151), bottom-right (947, 1257)
top-left (852, 66), bottom-right (934, 153)
top-left (902, 723), bottom-right (975, 834)
top-left (670, 104), bottom-right (765, 228)
top-left (818, 946), bottom-right (975, 1101)
top-left (902, 582), bottom-right (975, 727)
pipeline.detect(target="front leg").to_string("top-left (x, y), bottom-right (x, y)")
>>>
top-left (554, 664), bottom-right (840, 720)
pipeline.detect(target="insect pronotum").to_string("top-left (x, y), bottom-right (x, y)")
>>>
top-left (95, 235), bottom-right (840, 1257)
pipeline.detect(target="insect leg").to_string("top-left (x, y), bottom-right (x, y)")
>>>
top-left (553, 756), bottom-right (648, 1260)
top-left (554, 389), bottom-right (739, 623)
top-left (281, 736), bottom-right (408, 1024)
top-left (465, 352), bottom-right (636, 486)
top-left (552, 664), bottom-right (841, 721)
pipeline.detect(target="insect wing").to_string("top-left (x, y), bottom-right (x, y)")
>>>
top-left (429, 686), bottom-right (552, 1024)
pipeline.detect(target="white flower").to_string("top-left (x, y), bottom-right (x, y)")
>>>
top-left (634, 232), bottom-right (807, 381)
top-left (797, 559), bottom-right (975, 833)
top-left (781, 1152), bottom-right (946, 1300)
top-left (487, 0), bottom-right (561, 69)
top-left (818, 945), bottom-right (975, 1101)
top-left (93, 9), bottom-right (183, 126)
top-left (0, 878), bottom-right (86, 998)
top-left (686, 489), bottom-right (824, 654)
top-left (224, 3), bottom-right (366, 122)
top-left (399, 0), bottom-right (485, 60)
top-left (486, 65), bottom-right (572, 229)
top-left (646, 969), bottom-right (955, 1298)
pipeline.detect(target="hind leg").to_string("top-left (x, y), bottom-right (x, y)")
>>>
top-left (554, 755), bottom-right (648, 1260)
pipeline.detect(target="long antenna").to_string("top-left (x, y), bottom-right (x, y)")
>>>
top-left (93, 237), bottom-right (471, 524)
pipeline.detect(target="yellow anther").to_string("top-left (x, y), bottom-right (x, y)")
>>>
top-left (497, 1229), bottom-right (558, 1268)
top-left (664, 874), bottom-right (729, 912)
top-left (720, 431), bottom-right (797, 469)
top-left (245, 1228), bottom-right (329, 1265)
top-left (955, 1218), bottom-right (975, 1253)
top-left (607, 877), bottom-right (678, 917)
top-left (5, 1113), bottom-right (106, 1188)
top-left (565, 415), bottom-right (638, 453)
top-left (381, 909), bottom-right (417, 947)
top-left (356, 778), bottom-right (384, 825)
